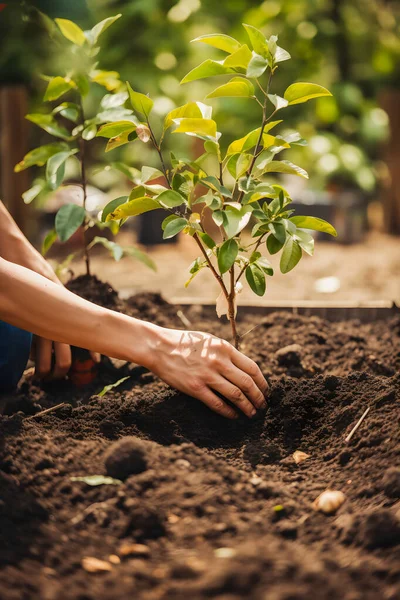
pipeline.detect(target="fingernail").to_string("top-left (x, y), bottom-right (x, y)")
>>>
top-left (250, 407), bottom-right (257, 417)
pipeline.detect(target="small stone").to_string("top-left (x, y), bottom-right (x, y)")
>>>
top-left (104, 436), bottom-right (148, 481)
top-left (381, 467), bottom-right (400, 499)
top-left (119, 543), bottom-right (151, 558)
top-left (108, 554), bottom-right (120, 565)
top-left (324, 375), bottom-right (340, 391)
top-left (275, 344), bottom-right (302, 367)
top-left (293, 450), bottom-right (310, 464)
top-left (81, 557), bottom-right (112, 573)
top-left (249, 475), bottom-right (263, 486)
top-left (313, 490), bottom-right (346, 514)
top-left (168, 513), bottom-right (180, 523)
top-left (175, 459), bottom-right (191, 469)
top-left (214, 547), bottom-right (236, 559)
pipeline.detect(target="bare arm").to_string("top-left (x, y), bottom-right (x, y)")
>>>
top-left (0, 200), bottom-right (57, 282)
top-left (0, 258), bottom-right (268, 419)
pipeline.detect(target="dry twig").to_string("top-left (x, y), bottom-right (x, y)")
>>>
top-left (345, 406), bottom-right (371, 444)
top-left (25, 403), bottom-right (67, 421)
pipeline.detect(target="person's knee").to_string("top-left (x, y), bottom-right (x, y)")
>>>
top-left (0, 321), bottom-right (32, 392)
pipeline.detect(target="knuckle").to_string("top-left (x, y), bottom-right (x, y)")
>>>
top-left (248, 363), bottom-right (260, 378)
top-left (190, 379), bottom-right (205, 393)
top-left (241, 375), bottom-right (253, 392)
top-left (231, 387), bottom-right (245, 402)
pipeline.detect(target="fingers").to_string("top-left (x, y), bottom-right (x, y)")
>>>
top-left (190, 382), bottom-right (238, 420)
top-left (90, 351), bottom-right (101, 364)
top-left (231, 349), bottom-right (269, 398)
top-left (210, 376), bottom-right (257, 418)
top-left (222, 364), bottom-right (267, 411)
top-left (35, 338), bottom-right (72, 380)
top-left (35, 337), bottom-right (53, 379)
top-left (52, 342), bottom-right (72, 379)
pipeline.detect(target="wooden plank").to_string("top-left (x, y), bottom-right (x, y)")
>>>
top-left (0, 85), bottom-right (30, 235)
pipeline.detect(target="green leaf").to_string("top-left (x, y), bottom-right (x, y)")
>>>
top-left (268, 221), bottom-right (286, 244)
top-left (46, 150), bottom-right (77, 190)
top-left (91, 69), bottom-right (121, 91)
top-left (200, 175), bottom-right (232, 198)
top-left (22, 183), bottom-right (45, 205)
top-left (218, 238), bottom-right (238, 274)
top-left (275, 46), bottom-right (291, 63)
top-left (101, 91), bottom-right (129, 110)
top-left (86, 14), bottom-right (122, 45)
top-left (55, 204), bottom-right (86, 242)
top-left (267, 234), bottom-right (284, 255)
top-left (242, 24), bottom-right (269, 58)
top-left (26, 114), bottom-right (71, 140)
top-left (267, 94), bottom-right (289, 110)
top-left (172, 117), bottom-right (217, 141)
top-left (89, 236), bottom-right (124, 261)
top-left (74, 74), bottom-right (90, 96)
top-left (124, 246), bottom-right (157, 271)
top-left (164, 102), bottom-right (203, 131)
top-left (181, 59), bottom-right (234, 84)
top-left (71, 475), bottom-right (123, 486)
top-left (245, 264), bottom-right (266, 296)
top-left (162, 214), bottom-right (180, 230)
top-left (294, 229), bottom-right (315, 255)
top-left (256, 159), bottom-right (308, 179)
top-left (110, 197), bottom-right (161, 220)
top-left (226, 123), bottom-right (282, 156)
top-left (101, 196), bottom-right (128, 222)
top-left (223, 44), bottom-right (253, 69)
top-left (280, 237), bottom-right (302, 273)
top-left (141, 166), bottom-right (164, 183)
top-left (96, 120), bottom-right (136, 139)
top-left (53, 102), bottom-right (80, 122)
top-left (206, 77), bottom-right (254, 99)
top-left (127, 82), bottom-right (153, 118)
top-left (198, 232), bottom-right (216, 249)
top-left (82, 123), bottom-right (97, 140)
top-left (44, 76), bottom-right (75, 102)
top-left (14, 143), bottom-right (68, 172)
top-left (55, 18), bottom-right (86, 46)
top-left (255, 256), bottom-right (274, 276)
top-left (246, 53), bottom-right (269, 78)
top-left (163, 217), bottom-right (188, 240)
top-left (106, 130), bottom-right (135, 152)
top-left (224, 205), bottom-right (252, 238)
top-left (212, 210), bottom-right (228, 228)
top-left (191, 33), bottom-right (241, 54)
top-left (42, 229), bottom-right (57, 256)
top-left (157, 189), bottom-right (186, 208)
top-left (290, 216), bottom-right (337, 237)
top-left (284, 82), bottom-right (332, 105)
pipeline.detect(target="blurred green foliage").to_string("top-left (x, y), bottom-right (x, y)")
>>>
top-left (2, 0), bottom-right (399, 194)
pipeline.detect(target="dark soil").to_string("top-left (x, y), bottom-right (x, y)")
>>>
top-left (0, 275), bottom-right (399, 600)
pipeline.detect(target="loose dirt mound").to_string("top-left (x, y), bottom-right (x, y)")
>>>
top-left (0, 277), bottom-right (399, 600)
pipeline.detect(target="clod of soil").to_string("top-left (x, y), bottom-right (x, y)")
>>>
top-left (104, 436), bottom-right (148, 480)
top-left (1, 275), bottom-right (399, 600)
top-left (381, 466), bottom-right (400, 498)
top-left (358, 509), bottom-right (400, 548)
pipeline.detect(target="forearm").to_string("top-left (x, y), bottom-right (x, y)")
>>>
top-left (0, 201), bottom-right (56, 281)
top-left (0, 257), bottom-right (160, 368)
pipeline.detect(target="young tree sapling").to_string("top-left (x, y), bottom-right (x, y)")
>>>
top-left (99, 22), bottom-right (337, 348)
top-left (15, 13), bottom-right (155, 275)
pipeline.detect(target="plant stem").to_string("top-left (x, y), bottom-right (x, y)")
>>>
top-left (236, 232), bottom-right (268, 284)
top-left (78, 99), bottom-right (91, 276)
top-left (147, 122), bottom-right (171, 188)
top-left (193, 232), bottom-right (229, 298)
top-left (228, 264), bottom-right (240, 349)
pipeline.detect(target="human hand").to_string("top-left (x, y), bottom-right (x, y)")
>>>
top-left (149, 328), bottom-right (268, 419)
top-left (32, 336), bottom-right (101, 381)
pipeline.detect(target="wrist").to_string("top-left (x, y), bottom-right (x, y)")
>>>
top-left (103, 310), bottom-right (167, 370)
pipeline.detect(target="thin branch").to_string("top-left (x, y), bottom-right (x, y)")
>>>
top-left (235, 232), bottom-right (268, 284)
top-left (228, 264), bottom-right (240, 349)
top-left (25, 403), bottom-right (67, 421)
top-left (78, 99), bottom-right (91, 276)
top-left (345, 407), bottom-right (371, 444)
top-left (147, 121), bottom-right (171, 188)
top-left (193, 233), bottom-right (229, 299)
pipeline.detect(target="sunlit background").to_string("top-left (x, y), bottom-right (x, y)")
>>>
top-left (1, 0), bottom-right (399, 303)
